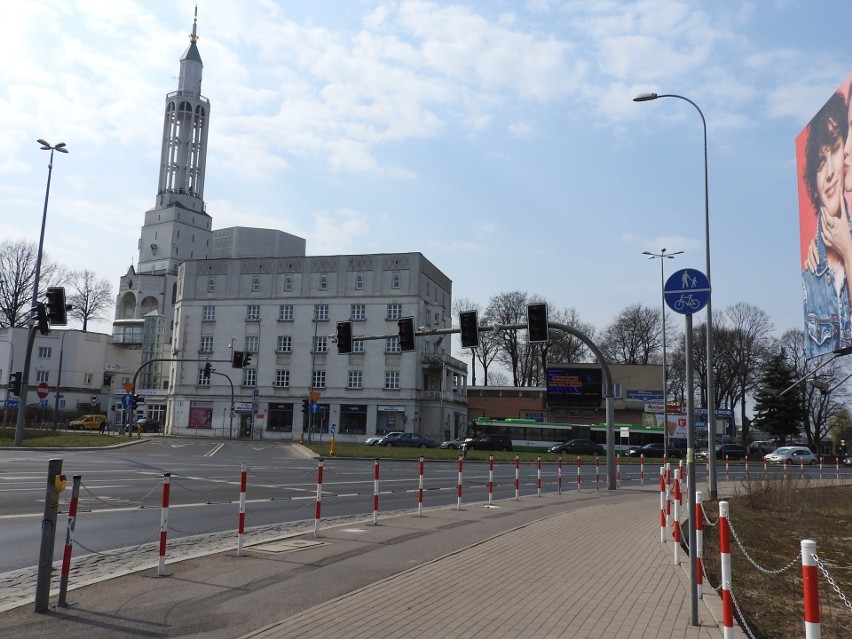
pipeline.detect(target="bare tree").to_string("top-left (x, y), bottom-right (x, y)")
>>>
top-left (716, 303), bottom-right (775, 444)
top-left (66, 270), bottom-right (114, 331)
top-left (484, 291), bottom-right (529, 386)
top-left (0, 239), bottom-right (64, 327)
top-left (599, 303), bottom-right (662, 364)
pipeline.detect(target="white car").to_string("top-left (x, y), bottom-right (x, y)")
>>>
top-left (365, 431), bottom-right (403, 446)
top-left (763, 446), bottom-right (817, 465)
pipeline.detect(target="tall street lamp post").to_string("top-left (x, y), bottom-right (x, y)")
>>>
top-left (643, 248), bottom-right (682, 459)
top-left (633, 92), bottom-right (717, 500)
top-left (14, 140), bottom-right (68, 446)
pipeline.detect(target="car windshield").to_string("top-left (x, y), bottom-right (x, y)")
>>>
top-left (772, 447), bottom-right (792, 454)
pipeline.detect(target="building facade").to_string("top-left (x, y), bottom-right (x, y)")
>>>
top-left (167, 253), bottom-right (467, 441)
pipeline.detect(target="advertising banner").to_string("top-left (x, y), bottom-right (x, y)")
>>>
top-left (796, 73), bottom-right (852, 359)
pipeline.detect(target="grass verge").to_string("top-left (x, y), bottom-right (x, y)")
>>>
top-left (0, 428), bottom-right (129, 447)
top-left (702, 480), bottom-right (851, 639)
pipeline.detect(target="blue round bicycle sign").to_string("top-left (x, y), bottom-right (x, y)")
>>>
top-left (664, 268), bottom-right (710, 315)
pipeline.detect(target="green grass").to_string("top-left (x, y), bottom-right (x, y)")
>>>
top-left (0, 428), bottom-right (128, 447)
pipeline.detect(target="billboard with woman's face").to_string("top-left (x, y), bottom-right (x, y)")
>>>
top-left (797, 73), bottom-right (852, 359)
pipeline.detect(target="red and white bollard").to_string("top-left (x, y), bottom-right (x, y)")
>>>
top-left (237, 463), bottom-right (247, 556)
top-left (672, 469), bottom-right (681, 565)
top-left (373, 458), bottom-right (380, 525)
top-left (800, 458), bottom-right (805, 480)
top-left (695, 491), bottom-right (704, 599)
top-left (536, 456), bottom-right (542, 497)
top-left (784, 458), bottom-right (789, 481)
top-left (836, 457), bottom-right (840, 482)
top-left (725, 455), bottom-right (730, 482)
top-left (595, 456), bottom-right (600, 490)
top-left (744, 456), bottom-right (750, 481)
top-left (158, 472), bottom-right (171, 576)
top-left (801, 539), bottom-right (821, 639)
top-left (514, 455), bottom-right (520, 500)
top-left (665, 462), bottom-right (672, 528)
top-left (457, 456), bottom-right (463, 510)
top-left (576, 456), bottom-right (581, 493)
top-left (819, 456), bottom-right (824, 481)
top-left (314, 458), bottom-right (324, 538)
top-left (58, 475), bottom-right (81, 607)
top-left (640, 453), bottom-right (645, 486)
top-left (659, 467), bottom-right (666, 543)
top-left (488, 455), bottom-right (494, 506)
top-left (616, 454), bottom-right (621, 487)
top-left (557, 455), bottom-right (564, 495)
top-left (417, 457), bottom-right (424, 517)
top-left (720, 501), bottom-right (734, 639)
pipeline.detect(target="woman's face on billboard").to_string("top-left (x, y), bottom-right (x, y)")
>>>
top-left (817, 127), bottom-right (844, 216)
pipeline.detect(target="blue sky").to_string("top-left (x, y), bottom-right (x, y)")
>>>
top-left (3, 0), bottom-right (851, 351)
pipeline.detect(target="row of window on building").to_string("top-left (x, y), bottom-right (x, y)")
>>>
top-left (206, 273), bottom-right (402, 294)
top-left (200, 302), bottom-right (414, 322)
top-left (198, 334), bottom-right (411, 354)
top-left (196, 368), bottom-right (402, 390)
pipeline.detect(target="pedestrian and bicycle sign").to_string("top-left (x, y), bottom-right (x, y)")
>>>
top-left (664, 268), bottom-right (710, 315)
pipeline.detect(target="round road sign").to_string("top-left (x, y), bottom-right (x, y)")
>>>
top-left (37, 382), bottom-right (49, 399)
top-left (664, 268), bottom-right (710, 315)
top-left (90, 393), bottom-right (99, 406)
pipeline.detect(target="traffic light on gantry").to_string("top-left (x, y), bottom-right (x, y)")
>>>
top-left (45, 287), bottom-right (68, 326)
top-left (398, 316), bottom-right (416, 351)
top-left (336, 321), bottom-right (353, 354)
top-left (459, 311), bottom-right (479, 348)
top-left (527, 303), bottom-right (549, 343)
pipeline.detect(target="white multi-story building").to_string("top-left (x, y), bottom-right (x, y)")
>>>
top-left (168, 253), bottom-right (468, 442)
top-left (102, 10), bottom-right (468, 438)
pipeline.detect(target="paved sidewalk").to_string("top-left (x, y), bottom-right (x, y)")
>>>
top-left (0, 486), bottom-right (740, 639)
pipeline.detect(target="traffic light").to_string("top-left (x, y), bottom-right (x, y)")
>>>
top-left (131, 393), bottom-right (144, 410)
top-left (301, 399), bottom-right (309, 414)
top-left (242, 353), bottom-right (252, 367)
top-left (336, 321), bottom-right (353, 354)
top-left (36, 303), bottom-right (50, 335)
top-left (202, 362), bottom-right (212, 380)
top-left (527, 303), bottom-right (549, 343)
top-left (232, 351), bottom-right (244, 368)
top-left (459, 311), bottom-right (479, 348)
top-left (8, 372), bottom-right (22, 396)
top-left (398, 316), bottom-right (416, 351)
top-left (45, 287), bottom-right (68, 326)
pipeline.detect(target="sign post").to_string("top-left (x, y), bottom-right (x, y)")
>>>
top-left (664, 267), bottom-right (710, 627)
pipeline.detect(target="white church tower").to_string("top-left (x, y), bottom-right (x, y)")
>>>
top-left (113, 8), bottom-right (212, 352)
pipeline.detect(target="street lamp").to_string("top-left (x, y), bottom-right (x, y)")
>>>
top-left (643, 248), bottom-right (682, 459)
top-left (14, 140), bottom-right (68, 446)
top-left (633, 92), bottom-right (717, 501)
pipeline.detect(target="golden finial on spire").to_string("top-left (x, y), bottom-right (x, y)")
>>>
top-left (189, 5), bottom-right (198, 43)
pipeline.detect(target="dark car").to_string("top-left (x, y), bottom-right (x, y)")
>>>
top-left (376, 432), bottom-right (437, 448)
top-left (462, 434), bottom-right (513, 452)
top-left (626, 443), bottom-right (682, 458)
top-left (133, 418), bottom-right (162, 434)
top-left (715, 443), bottom-right (747, 460)
top-left (549, 439), bottom-right (605, 456)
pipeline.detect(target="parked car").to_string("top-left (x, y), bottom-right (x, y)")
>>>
top-left (763, 446), bottom-right (818, 465)
top-left (366, 432), bottom-right (402, 446)
top-left (68, 414), bottom-right (108, 431)
top-left (843, 455), bottom-right (852, 467)
top-left (548, 439), bottom-right (605, 456)
top-left (714, 443), bottom-right (748, 460)
top-left (441, 436), bottom-right (468, 449)
top-left (749, 440), bottom-right (775, 456)
top-left (694, 448), bottom-right (709, 460)
top-left (133, 418), bottom-right (162, 434)
top-left (626, 443), bottom-right (682, 458)
top-left (462, 434), bottom-right (513, 452)
top-left (376, 432), bottom-right (437, 448)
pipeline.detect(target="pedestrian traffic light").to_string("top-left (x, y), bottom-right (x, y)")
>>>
top-left (459, 310), bottom-right (479, 348)
top-left (398, 316), bottom-right (416, 351)
top-left (35, 302), bottom-right (50, 335)
top-left (202, 362), bottom-right (212, 380)
top-left (232, 351), bottom-right (244, 368)
top-left (336, 321), bottom-right (353, 354)
top-left (243, 353), bottom-right (252, 367)
top-left (45, 286), bottom-right (68, 326)
top-left (301, 399), bottom-right (309, 414)
top-left (527, 303), bottom-right (549, 343)
top-left (8, 372), bottom-right (22, 396)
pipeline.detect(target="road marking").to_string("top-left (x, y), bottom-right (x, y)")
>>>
top-left (204, 443), bottom-right (225, 457)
